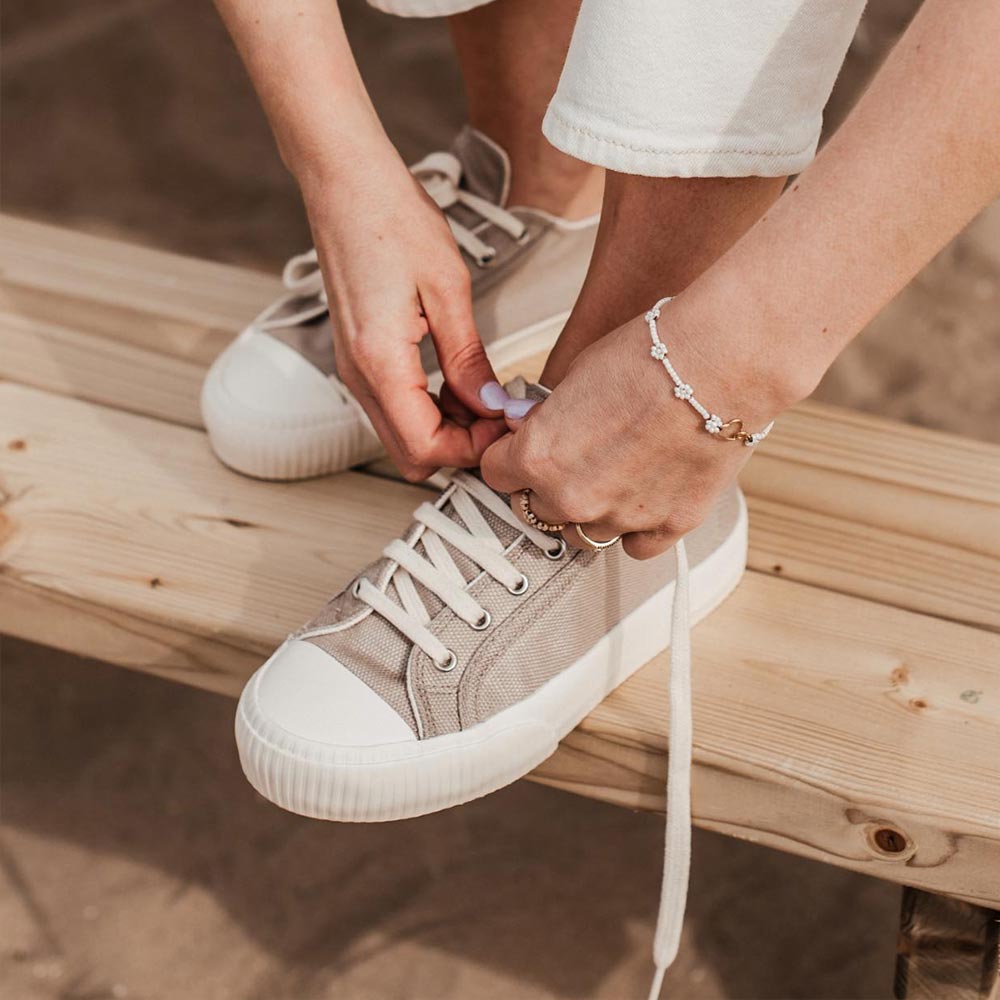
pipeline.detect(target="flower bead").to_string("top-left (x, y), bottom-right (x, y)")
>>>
top-left (673, 383), bottom-right (693, 400)
top-left (705, 414), bottom-right (723, 434)
top-left (650, 342), bottom-right (667, 361)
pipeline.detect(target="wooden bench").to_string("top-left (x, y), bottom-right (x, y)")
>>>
top-left (2, 214), bottom-right (998, 998)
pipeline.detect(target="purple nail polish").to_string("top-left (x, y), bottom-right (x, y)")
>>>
top-left (504, 397), bottom-right (539, 420)
top-left (479, 381), bottom-right (509, 411)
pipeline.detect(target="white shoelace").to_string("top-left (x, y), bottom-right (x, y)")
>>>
top-left (255, 149), bottom-right (526, 338)
top-left (297, 471), bottom-right (558, 692)
top-left (299, 470), bottom-right (694, 997)
top-left (650, 537), bottom-right (691, 999)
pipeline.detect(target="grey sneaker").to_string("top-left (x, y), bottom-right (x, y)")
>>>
top-left (236, 465), bottom-right (746, 818)
top-left (235, 421), bottom-right (746, 992)
top-left (201, 127), bottom-right (598, 479)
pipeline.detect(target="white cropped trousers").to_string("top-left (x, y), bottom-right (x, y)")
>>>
top-left (368, 0), bottom-right (867, 177)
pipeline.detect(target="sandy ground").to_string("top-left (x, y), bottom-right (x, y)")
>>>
top-left (2, 1), bottom-right (997, 998)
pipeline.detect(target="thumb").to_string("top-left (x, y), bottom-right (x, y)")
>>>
top-left (479, 429), bottom-right (524, 494)
top-left (423, 279), bottom-right (501, 419)
top-left (502, 395), bottom-right (540, 433)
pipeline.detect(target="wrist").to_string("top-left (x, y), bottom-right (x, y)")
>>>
top-left (638, 298), bottom-right (806, 442)
top-left (663, 283), bottom-right (825, 420)
top-left (281, 106), bottom-right (398, 197)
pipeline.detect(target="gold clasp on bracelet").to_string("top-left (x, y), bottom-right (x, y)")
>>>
top-left (717, 418), bottom-right (752, 444)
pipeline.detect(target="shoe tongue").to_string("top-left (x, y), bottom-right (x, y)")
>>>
top-left (504, 376), bottom-right (550, 402)
top-left (450, 125), bottom-right (512, 208)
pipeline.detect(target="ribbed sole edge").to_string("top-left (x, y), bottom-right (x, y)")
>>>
top-left (235, 492), bottom-right (748, 822)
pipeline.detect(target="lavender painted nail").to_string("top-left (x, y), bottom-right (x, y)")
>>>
top-left (478, 381), bottom-right (510, 411)
top-left (504, 397), bottom-right (539, 420)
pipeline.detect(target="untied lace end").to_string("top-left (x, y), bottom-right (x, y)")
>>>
top-left (648, 537), bottom-right (693, 1000)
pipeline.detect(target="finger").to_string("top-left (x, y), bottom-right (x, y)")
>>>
top-left (420, 276), bottom-right (502, 418)
top-left (479, 432), bottom-right (526, 494)
top-left (510, 487), bottom-right (569, 532)
top-left (621, 528), bottom-right (680, 561)
top-left (346, 376), bottom-right (436, 481)
top-left (350, 344), bottom-right (505, 479)
top-left (438, 382), bottom-right (476, 428)
top-left (502, 396), bottom-right (540, 433)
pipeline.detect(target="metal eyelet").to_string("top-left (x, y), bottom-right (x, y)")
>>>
top-left (475, 248), bottom-right (497, 268)
top-left (544, 539), bottom-right (567, 560)
top-left (507, 574), bottom-right (529, 596)
top-left (471, 610), bottom-right (492, 631)
top-left (351, 579), bottom-right (362, 598)
top-left (435, 650), bottom-right (458, 672)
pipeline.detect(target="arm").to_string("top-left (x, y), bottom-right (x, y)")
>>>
top-left (679, 0), bottom-right (1000, 403)
top-left (213, 0), bottom-right (505, 479)
top-left (482, 0), bottom-right (1000, 555)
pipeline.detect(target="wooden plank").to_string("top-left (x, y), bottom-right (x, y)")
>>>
top-left (532, 571), bottom-right (1000, 907)
top-left (895, 888), bottom-right (1000, 998)
top-left (0, 213), bottom-right (281, 427)
top-left (0, 381), bottom-right (428, 692)
top-left (3, 217), bottom-right (999, 633)
top-left (2, 381), bottom-right (998, 903)
top-left (0, 308), bottom-right (205, 427)
top-left (0, 214), bottom-right (280, 336)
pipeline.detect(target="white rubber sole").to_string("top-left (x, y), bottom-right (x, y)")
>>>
top-left (235, 492), bottom-right (747, 822)
top-left (202, 311), bottom-right (570, 481)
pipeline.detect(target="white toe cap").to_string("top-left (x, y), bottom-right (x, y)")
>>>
top-left (254, 639), bottom-right (415, 747)
top-left (206, 328), bottom-right (349, 426)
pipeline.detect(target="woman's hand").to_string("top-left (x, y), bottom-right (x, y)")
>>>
top-left (212, 0), bottom-right (506, 481)
top-left (480, 308), bottom-right (801, 558)
top-left (301, 146), bottom-right (506, 481)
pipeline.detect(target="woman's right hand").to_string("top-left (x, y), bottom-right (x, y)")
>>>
top-left (299, 141), bottom-right (507, 481)
top-left (213, 0), bottom-right (506, 479)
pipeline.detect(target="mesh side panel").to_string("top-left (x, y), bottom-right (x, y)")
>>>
top-left (465, 543), bottom-right (672, 725)
top-left (408, 486), bottom-right (742, 736)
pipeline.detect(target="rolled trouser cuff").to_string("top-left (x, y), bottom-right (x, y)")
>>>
top-left (542, 107), bottom-right (821, 179)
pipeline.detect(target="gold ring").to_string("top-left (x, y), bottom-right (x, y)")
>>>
top-left (574, 523), bottom-right (622, 552)
top-left (518, 490), bottom-right (566, 533)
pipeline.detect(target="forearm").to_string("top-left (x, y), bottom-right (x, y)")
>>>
top-left (213, 0), bottom-right (395, 187)
top-left (677, 0), bottom-right (1000, 407)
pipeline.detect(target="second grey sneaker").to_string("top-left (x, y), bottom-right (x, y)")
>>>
top-left (201, 127), bottom-right (598, 479)
top-left (235, 445), bottom-right (747, 994)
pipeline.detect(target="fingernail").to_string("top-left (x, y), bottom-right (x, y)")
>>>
top-left (504, 397), bottom-right (539, 420)
top-left (478, 381), bottom-right (510, 411)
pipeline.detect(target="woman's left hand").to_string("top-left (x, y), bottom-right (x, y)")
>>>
top-left (480, 308), bottom-right (800, 559)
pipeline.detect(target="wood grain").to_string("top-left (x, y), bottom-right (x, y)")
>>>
top-left (535, 570), bottom-right (1000, 906)
top-left (3, 216), bottom-right (998, 634)
top-left (2, 382), bottom-right (998, 903)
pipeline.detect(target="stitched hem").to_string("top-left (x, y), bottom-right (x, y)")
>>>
top-left (542, 107), bottom-right (819, 178)
top-left (367, 0), bottom-right (494, 17)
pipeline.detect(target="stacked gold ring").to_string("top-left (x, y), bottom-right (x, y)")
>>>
top-left (518, 490), bottom-right (566, 533)
top-left (519, 490), bottom-right (622, 551)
